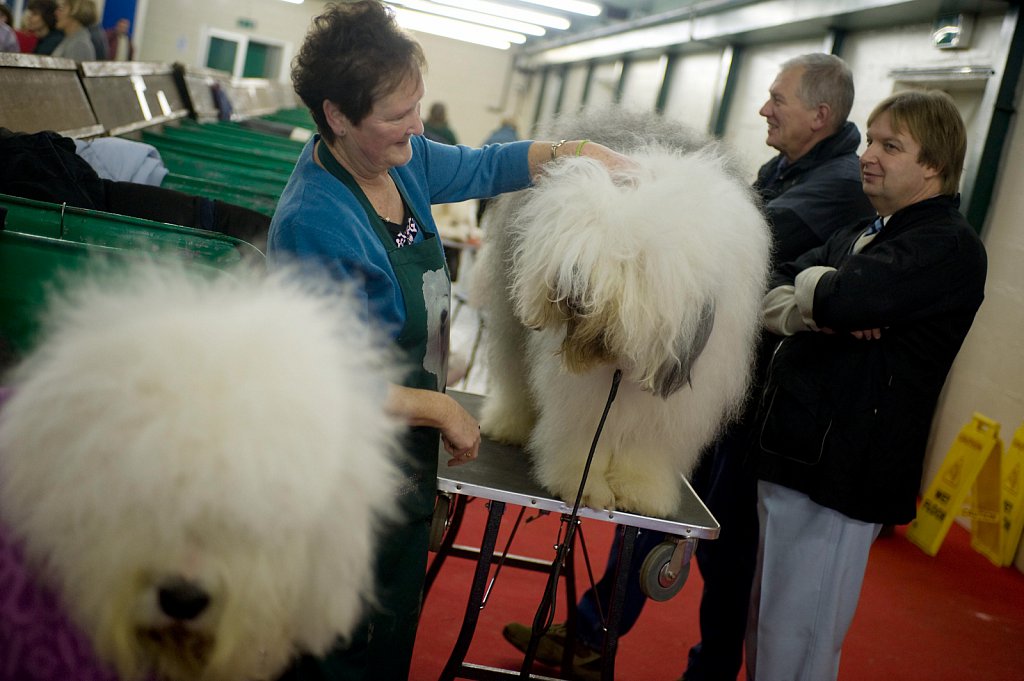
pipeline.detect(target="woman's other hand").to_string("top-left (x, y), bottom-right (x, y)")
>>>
top-left (386, 386), bottom-right (480, 466)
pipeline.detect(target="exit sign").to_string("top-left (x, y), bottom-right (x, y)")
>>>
top-left (237, 17), bottom-right (256, 29)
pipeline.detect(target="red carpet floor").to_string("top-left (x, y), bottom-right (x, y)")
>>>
top-left (411, 499), bottom-right (1024, 681)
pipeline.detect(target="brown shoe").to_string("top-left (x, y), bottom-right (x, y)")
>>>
top-left (501, 621), bottom-right (602, 669)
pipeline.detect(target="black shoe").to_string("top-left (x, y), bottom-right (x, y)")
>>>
top-left (501, 621), bottom-right (603, 672)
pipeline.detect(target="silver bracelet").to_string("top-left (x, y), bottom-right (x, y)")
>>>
top-left (550, 139), bottom-right (568, 161)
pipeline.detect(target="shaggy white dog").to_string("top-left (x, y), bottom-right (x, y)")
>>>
top-left (0, 262), bottom-right (402, 681)
top-left (476, 110), bottom-right (771, 518)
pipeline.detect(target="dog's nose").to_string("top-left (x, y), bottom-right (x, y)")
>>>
top-left (157, 578), bottom-right (210, 621)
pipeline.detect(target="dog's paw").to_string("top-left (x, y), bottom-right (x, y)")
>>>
top-left (582, 483), bottom-right (617, 512)
top-left (550, 476), bottom-right (616, 512)
top-left (606, 468), bottom-right (682, 518)
top-left (480, 413), bottom-right (533, 446)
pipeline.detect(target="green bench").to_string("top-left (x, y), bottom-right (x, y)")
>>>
top-left (0, 193), bottom-right (262, 358)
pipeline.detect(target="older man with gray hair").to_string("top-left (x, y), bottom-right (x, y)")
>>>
top-left (679, 51), bottom-right (874, 681)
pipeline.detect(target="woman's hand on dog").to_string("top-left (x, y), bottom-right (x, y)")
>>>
top-left (386, 386), bottom-right (480, 466)
top-left (575, 141), bottom-right (640, 177)
top-left (528, 140), bottom-right (640, 180)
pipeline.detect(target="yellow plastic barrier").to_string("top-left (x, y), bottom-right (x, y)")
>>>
top-left (967, 429), bottom-right (1004, 565)
top-left (997, 424), bottom-right (1024, 566)
top-left (907, 413), bottom-right (1002, 557)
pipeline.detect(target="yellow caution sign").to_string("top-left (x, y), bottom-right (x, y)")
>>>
top-left (907, 413), bottom-right (1002, 557)
top-left (968, 430), bottom-right (1004, 566)
top-left (998, 424), bottom-right (1024, 566)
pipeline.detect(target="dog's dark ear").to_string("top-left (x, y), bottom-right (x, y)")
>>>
top-left (653, 299), bottom-right (716, 399)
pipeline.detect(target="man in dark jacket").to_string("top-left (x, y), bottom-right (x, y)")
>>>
top-left (501, 54), bottom-right (875, 681)
top-left (747, 89), bottom-right (986, 681)
top-left (679, 52), bottom-right (874, 681)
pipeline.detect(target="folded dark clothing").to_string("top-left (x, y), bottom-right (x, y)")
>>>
top-left (103, 180), bottom-right (269, 247)
top-left (0, 127), bottom-right (105, 210)
top-left (0, 127), bottom-right (269, 249)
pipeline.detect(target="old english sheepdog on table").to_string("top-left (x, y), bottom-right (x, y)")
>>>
top-left (0, 263), bottom-right (403, 681)
top-left (476, 111), bottom-right (771, 518)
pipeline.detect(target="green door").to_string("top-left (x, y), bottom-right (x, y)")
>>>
top-left (243, 41), bottom-right (269, 78)
top-left (206, 36), bottom-right (238, 73)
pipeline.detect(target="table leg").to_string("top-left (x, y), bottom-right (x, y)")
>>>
top-left (425, 495), bottom-right (468, 597)
top-left (600, 524), bottom-right (638, 681)
top-left (440, 499), bottom-right (507, 681)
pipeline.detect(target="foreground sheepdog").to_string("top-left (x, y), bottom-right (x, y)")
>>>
top-left (476, 110), bottom-right (771, 517)
top-left (0, 262), bottom-right (402, 681)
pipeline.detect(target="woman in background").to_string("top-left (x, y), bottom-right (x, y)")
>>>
top-left (422, 101), bottom-right (458, 145)
top-left (51, 0), bottom-right (94, 61)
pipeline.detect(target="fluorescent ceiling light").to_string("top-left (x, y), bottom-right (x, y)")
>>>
top-left (430, 0), bottom-right (571, 30)
top-left (519, 0), bottom-right (601, 17)
top-left (278, 0), bottom-right (304, 4)
top-left (392, 7), bottom-right (526, 49)
top-left (540, 21), bottom-right (692, 62)
top-left (388, 0), bottom-right (546, 36)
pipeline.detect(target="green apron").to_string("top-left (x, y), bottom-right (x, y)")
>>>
top-left (278, 142), bottom-right (450, 681)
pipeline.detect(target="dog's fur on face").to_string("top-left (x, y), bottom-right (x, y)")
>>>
top-left (0, 263), bottom-right (403, 681)
top-left (475, 109), bottom-right (770, 517)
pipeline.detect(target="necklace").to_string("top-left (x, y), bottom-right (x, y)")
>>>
top-left (363, 175), bottom-right (397, 224)
top-left (315, 141), bottom-right (402, 225)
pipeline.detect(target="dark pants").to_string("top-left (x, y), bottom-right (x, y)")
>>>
top-left (682, 422), bottom-right (759, 681)
top-left (575, 527), bottom-right (666, 651)
top-left (571, 421), bottom-right (759, 681)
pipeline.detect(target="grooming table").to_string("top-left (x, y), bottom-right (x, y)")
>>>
top-left (433, 390), bottom-right (719, 681)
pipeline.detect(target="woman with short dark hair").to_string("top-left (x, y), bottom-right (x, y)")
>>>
top-left (25, 0), bottom-right (62, 55)
top-left (270, 2), bottom-right (632, 679)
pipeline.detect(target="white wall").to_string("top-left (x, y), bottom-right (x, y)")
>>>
top-left (533, 68), bottom-right (563, 135)
top-left (582, 60), bottom-right (623, 113)
top-left (414, 31), bottom-right (519, 147)
top-left (929, 93), bottom-right (1024, 570)
top-left (137, 0), bottom-right (309, 78)
top-left (620, 56), bottom-right (667, 114)
top-left (662, 49), bottom-right (727, 135)
top-left (560, 63), bottom-right (590, 118)
top-left (136, 0), bottom-right (516, 147)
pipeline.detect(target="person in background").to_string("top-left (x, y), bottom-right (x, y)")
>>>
top-left (52, 0), bottom-right (95, 61)
top-left (3, 2), bottom-right (38, 52)
top-left (422, 101), bottom-right (458, 145)
top-left (106, 16), bottom-right (132, 61)
top-left (0, 3), bottom-right (19, 52)
top-left (266, 3), bottom-right (633, 680)
top-left (83, 0), bottom-right (106, 59)
top-left (747, 88), bottom-right (986, 681)
top-left (422, 105), bottom-right (463, 276)
top-left (477, 117), bottom-right (520, 222)
top-left (24, 0), bottom-right (62, 56)
top-left (501, 53), bottom-right (875, 681)
top-left (482, 117), bottom-right (519, 146)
